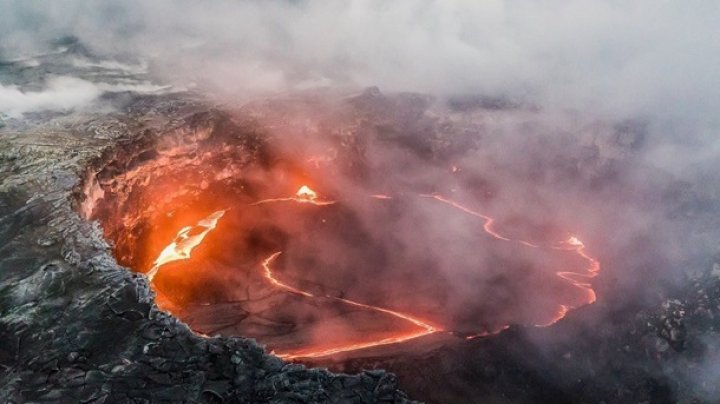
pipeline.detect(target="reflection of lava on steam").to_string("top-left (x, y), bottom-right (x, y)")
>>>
top-left (147, 184), bottom-right (601, 360)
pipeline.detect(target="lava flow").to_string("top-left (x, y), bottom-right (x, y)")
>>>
top-left (535, 236), bottom-right (602, 326)
top-left (146, 185), bottom-right (601, 360)
top-left (423, 193), bottom-right (600, 326)
top-left (146, 210), bottom-right (225, 282)
top-left (261, 252), bottom-right (440, 359)
top-left (251, 185), bottom-right (337, 206)
top-left (420, 193), bottom-right (512, 242)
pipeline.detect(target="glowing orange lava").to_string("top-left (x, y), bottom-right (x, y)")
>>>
top-left (421, 193), bottom-right (511, 241)
top-left (252, 185), bottom-right (336, 206)
top-left (261, 252), bottom-right (313, 298)
top-left (296, 185), bottom-right (317, 200)
top-left (531, 235), bottom-right (600, 327)
top-left (464, 325), bottom-right (510, 340)
top-left (147, 210), bottom-right (225, 282)
top-left (147, 186), bottom-right (600, 360)
top-left (423, 194), bottom-right (600, 326)
top-left (261, 252), bottom-right (439, 359)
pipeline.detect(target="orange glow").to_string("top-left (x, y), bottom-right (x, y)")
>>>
top-left (261, 252), bottom-right (314, 298)
top-left (424, 194), bottom-right (601, 327)
top-left (534, 305), bottom-right (570, 327)
top-left (295, 185), bottom-right (317, 200)
top-left (252, 185), bottom-right (336, 206)
top-left (552, 235), bottom-right (601, 308)
top-left (421, 194), bottom-right (511, 241)
top-left (464, 325), bottom-right (510, 340)
top-left (147, 186), bottom-right (600, 360)
top-left (146, 210), bottom-right (225, 282)
top-left (276, 327), bottom-right (438, 360)
top-left (261, 251), bottom-right (440, 359)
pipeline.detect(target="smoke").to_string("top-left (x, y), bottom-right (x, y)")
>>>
top-left (0, 76), bottom-right (101, 117)
top-left (0, 75), bottom-right (177, 118)
top-left (2, 0), bottom-right (718, 183)
top-left (2, 1), bottom-right (720, 124)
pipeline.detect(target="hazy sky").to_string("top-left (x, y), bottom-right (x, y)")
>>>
top-left (1, 1), bottom-right (719, 121)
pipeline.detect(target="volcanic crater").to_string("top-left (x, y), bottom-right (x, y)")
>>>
top-left (81, 101), bottom-right (600, 362)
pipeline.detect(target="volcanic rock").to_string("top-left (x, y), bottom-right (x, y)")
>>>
top-left (0, 94), bottom-right (415, 403)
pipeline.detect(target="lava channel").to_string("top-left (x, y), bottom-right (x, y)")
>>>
top-left (146, 185), bottom-right (601, 360)
top-left (261, 252), bottom-right (440, 359)
top-left (421, 193), bottom-right (601, 327)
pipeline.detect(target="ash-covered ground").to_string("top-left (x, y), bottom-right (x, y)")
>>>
top-left (2, 35), bottom-right (720, 404)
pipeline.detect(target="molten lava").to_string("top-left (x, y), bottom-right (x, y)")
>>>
top-left (423, 194), bottom-right (600, 327)
top-left (420, 193), bottom-right (512, 242)
top-left (146, 185), bottom-right (601, 361)
top-left (146, 210), bottom-right (225, 282)
top-left (252, 185), bottom-right (336, 206)
top-left (261, 252), bottom-right (439, 359)
top-left (546, 235), bottom-right (601, 323)
top-left (249, 191), bottom-right (600, 358)
top-left (296, 185), bottom-right (317, 200)
top-left (261, 252), bottom-right (313, 298)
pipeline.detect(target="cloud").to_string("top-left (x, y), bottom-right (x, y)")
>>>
top-left (0, 76), bottom-right (101, 117)
top-left (1, 0), bottom-right (718, 123)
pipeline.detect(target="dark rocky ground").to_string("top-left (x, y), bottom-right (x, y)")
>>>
top-left (0, 94), bottom-right (413, 403)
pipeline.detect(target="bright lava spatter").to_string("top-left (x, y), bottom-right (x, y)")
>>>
top-left (148, 186), bottom-right (600, 359)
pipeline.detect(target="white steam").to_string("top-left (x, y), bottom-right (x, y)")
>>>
top-left (0, 76), bottom-right (101, 118)
top-left (2, 0), bottom-right (720, 123)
